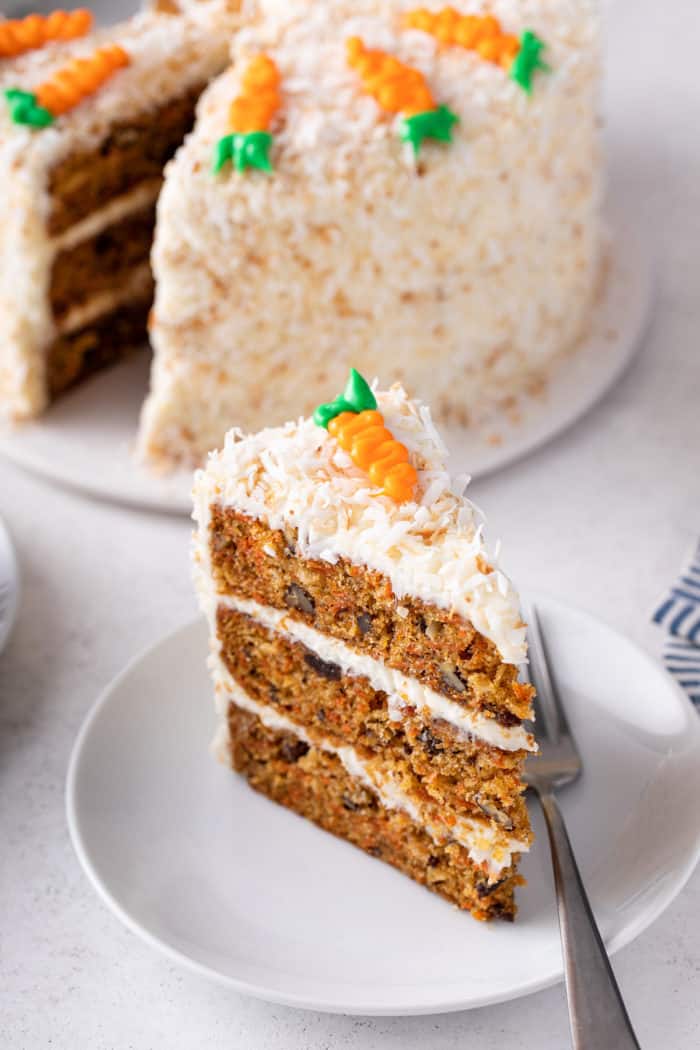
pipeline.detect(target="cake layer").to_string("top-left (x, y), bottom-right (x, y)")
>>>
top-left (47, 297), bottom-right (150, 396)
top-left (50, 203), bottom-right (156, 319)
top-left (209, 508), bottom-right (533, 725)
top-left (217, 604), bottom-right (532, 841)
top-left (47, 82), bottom-right (206, 236)
top-left (228, 701), bottom-right (520, 919)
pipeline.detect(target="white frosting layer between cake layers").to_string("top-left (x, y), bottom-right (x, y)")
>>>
top-left (216, 592), bottom-right (536, 752)
top-left (56, 263), bottom-right (153, 336)
top-left (192, 383), bottom-right (528, 665)
top-left (213, 662), bottom-right (529, 877)
top-left (50, 179), bottom-right (162, 254)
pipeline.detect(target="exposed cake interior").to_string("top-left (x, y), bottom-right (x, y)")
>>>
top-left (43, 81), bottom-right (207, 396)
top-left (193, 382), bottom-right (535, 919)
top-left (0, 4), bottom-right (237, 418)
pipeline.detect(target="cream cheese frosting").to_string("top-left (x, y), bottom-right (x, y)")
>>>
top-left (193, 382), bottom-right (527, 665)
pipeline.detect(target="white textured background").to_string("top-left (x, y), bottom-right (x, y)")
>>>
top-left (2, 0), bottom-right (700, 1046)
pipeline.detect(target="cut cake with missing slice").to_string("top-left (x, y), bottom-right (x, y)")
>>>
top-left (192, 371), bottom-right (536, 920)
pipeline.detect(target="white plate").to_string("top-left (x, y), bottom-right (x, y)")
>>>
top-left (1, 198), bottom-right (651, 515)
top-left (66, 594), bottom-right (700, 1016)
top-left (0, 515), bottom-right (19, 654)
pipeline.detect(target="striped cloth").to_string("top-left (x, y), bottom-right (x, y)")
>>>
top-left (652, 542), bottom-right (700, 706)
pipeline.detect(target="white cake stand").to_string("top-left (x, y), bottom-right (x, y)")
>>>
top-left (0, 201), bottom-right (652, 516)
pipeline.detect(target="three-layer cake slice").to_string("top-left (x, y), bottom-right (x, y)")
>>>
top-left (193, 372), bottom-right (536, 919)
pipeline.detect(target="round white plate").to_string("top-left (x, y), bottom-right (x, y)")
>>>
top-left (1, 199), bottom-right (651, 516)
top-left (66, 594), bottom-right (700, 1016)
top-left (0, 515), bottom-right (19, 654)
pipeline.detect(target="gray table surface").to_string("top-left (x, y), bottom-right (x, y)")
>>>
top-left (3, 0), bottom-right (700, 1046)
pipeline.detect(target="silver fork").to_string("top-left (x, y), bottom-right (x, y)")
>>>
top-left (523, 604), bottom-right (641, 1050)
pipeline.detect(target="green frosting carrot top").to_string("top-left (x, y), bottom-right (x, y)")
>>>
top-left (313, 368), bottom-right (377, 429)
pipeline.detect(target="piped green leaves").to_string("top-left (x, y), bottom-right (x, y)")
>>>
top-left (213, 130), bottom-right (273, 174)
top-left (400, 104), bottom-right (458, 157)
top-left (4, 88), bottom-right (54, 128)
top-left (510, 31), bottom-right (550, 94)
top-left (213, 133), bottom-right (235, 173)
top-left (343, 367), bottom-right (377, 413)
top-left (234, 130), bottom-right (273, 173)
top-left (313, 368), bottom-right (377, 429)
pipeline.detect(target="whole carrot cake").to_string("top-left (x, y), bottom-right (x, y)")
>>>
top-left (0, 2), bottom-right (239, 420)
top-left (193, 369), bottom-right (536, 919)
top-left (141, 0), bottom-right (601, 468)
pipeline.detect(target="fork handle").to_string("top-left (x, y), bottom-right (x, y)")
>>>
top-left (538, 789), bottom-right (642, 1049)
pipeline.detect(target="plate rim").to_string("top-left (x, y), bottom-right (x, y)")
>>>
top-left (65, 592), bottom-right (700, 1015)
top-left (0, 514), bottom-right (20, 654)
top-left (3, 198), bottom-right (653, 517)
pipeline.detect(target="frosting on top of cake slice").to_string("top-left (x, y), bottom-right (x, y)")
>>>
top-left (194, 381), bottom-right (527, 665)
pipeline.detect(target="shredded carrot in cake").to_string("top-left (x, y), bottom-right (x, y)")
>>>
top-left (328, 409), bottom-right (418, 504)
top-left (35, 44), bottom-right (130, 116)
top-left (346, 36), bottom-right (435, 116)
top-left (403, 8), bottom-right (519, 70)
top-left (228, 53), bottom-right (281, 133)
top-left (0, 9), bottom-right (92, 60)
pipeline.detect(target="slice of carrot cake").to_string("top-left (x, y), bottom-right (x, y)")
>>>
top-left (0, 2), bottom-right (239, 420)
top-left (193, 369), bottom-right (536, 919)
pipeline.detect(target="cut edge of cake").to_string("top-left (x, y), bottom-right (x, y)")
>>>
top-left (192, 377), bottom-right (536, 920)
top-left (0, 1), bottom-right (240, 421)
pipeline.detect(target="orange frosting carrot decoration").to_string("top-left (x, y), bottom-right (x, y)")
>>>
top-left (228, 53), bottom-right (280, 134)
top-left (346, 36), bottom-right (435, 116)
top-left (404, 9), bottom-right (518, 69)
top-left (0, 9), bottom-right (93, 60)
top-left (403, 8), bottom-right (549, 93)
top-left (35, 44), bottom-right (130, 116)
top-left (329, 410), bottom-right (418, 504)
top-left (5, 42), bottom-right (130, 128)
top-left (346, 36), bottom-right (457, 155)
top-left (314, 369), bottom-right (418, 504)
top-left (214, 54), bottom-right (281, 173)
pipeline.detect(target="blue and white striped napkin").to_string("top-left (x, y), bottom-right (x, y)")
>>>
top-left (652, 542), bottom-right (700, 706)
